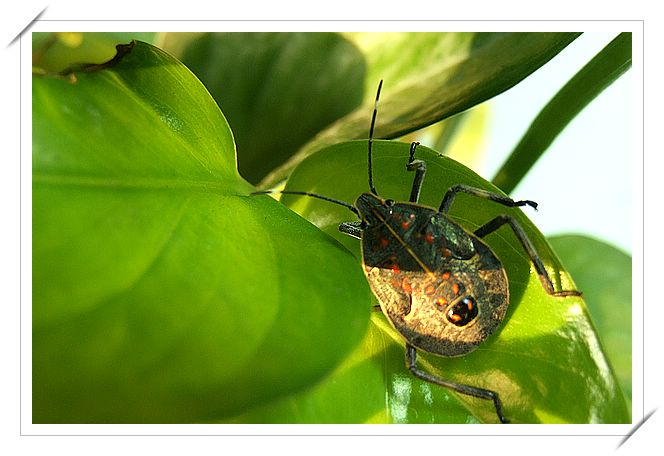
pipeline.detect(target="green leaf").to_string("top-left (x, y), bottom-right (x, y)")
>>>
top-left (492, 32), bottom-right (632, 193)
top-left (276, 140), bottom-right (629, 423)
top-left (343, 32), bottom-right (484, 100)
top-left (548, 235), bottom-right (632, 403)
top-left (261, 32), bottom-right (581, 187)
top-left (224, 317), bottom-right (475, 423)
top-left (178, 32), bottom-right (367, 184)
top-left (32, 41), bottom-right (370, 423)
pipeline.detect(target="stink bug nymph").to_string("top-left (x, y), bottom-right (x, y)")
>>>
top-left (254, 81), bottom-right (580, 423)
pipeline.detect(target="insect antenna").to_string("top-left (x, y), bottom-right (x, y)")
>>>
top-left (367, 79), bottom-right (383, 196)
top-left (252, 190), bottom-right (360, 217)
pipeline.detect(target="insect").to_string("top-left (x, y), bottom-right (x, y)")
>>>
top-left (254, 80), bottom-right (581, 423)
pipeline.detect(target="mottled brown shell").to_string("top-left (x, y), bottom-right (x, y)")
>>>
top-left (357, 194), bottom-right (509, 357)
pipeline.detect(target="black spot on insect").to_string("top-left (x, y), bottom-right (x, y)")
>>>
top-left (446, 296), bottom-right (479, 326)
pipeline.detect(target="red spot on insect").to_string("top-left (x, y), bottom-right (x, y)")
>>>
top-left (425, 232), bottom-right (434, 244)
top-left (425, 285), bottom-right (436, 295)
top-left (380, 238), bottom-right (389, 248)
top-left (435, 297), bottom-right (448, 307)
top-left (441, 248), bottom-right (452, 257)
top-left (452, 282), bottom-right (461, 295)
top-left (381, 256), bottom-right (400, 273)
top-left (386, 257), bottom-right (401, 273)
top-left (402, 278), bottom-right (412, 294)
top-left (449, 313), bottom-right (462, 322)
top-left (441, 271), bottom-right (451, 280)
top-left (401, 220), bottom-right (410, 229)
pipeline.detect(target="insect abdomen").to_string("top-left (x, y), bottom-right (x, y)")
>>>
top-left (362, 208), bottom-right (509, 357)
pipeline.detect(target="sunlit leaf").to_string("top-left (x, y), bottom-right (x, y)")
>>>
top-left (32, 41), bottom-right (370, 423)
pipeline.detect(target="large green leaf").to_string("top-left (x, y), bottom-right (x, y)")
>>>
top-left (548, 235), bottom-right (632, 403)
top-left (272, 140), bottom-right (629, 423)
top-left (32, 41), bottom-right (370, 423)
top-left (261, 32), bottom-right (581, 187)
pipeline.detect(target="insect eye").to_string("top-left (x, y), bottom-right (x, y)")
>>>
top-left (446, 296), bottom-right (478, 327)
top-left (384, 199), bottom-right (395, 207)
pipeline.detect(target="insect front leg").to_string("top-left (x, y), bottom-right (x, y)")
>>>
top-left (439, 184), bottom-right (537, 214)
top-left (339, 221), bottom-right (363, 239)
top-left (474, 215), bottom-right (581, 297)
top-left (405, 344), bottom-right (509, 424)
top-left (406, 142), bottom-right (426, 203)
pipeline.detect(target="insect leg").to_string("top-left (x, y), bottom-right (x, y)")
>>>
top-left (406, 141), bottom-right (426, 203)
top-left (405, 344), bottom-right (509, 424)
top-left (439, 184), bottom-right (537, 214)
top-left (474, 215), bottom-right (581, 297)
top-left (339, 221), bottom-right (364, 239)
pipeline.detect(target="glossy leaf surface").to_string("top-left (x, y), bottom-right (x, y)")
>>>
top-left (225, 317), bottom-right (475, 424)
top-left (32, 41), bottom-right (370, 423)
top-left (549, 234), bottom-right (632, 404)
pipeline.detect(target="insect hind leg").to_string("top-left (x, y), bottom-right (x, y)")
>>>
top-left (405, 344), bottom-right (509, 424)
top-left (474, 215), bottom-right (581, 297)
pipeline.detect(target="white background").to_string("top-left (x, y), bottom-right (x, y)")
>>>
top-left (2, 1), bottom-right (658, 455)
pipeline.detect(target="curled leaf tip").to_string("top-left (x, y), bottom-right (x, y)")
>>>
top-left (61, 40), bottom-right (136, 76)
top-left (33, 40), bottom-right (137, 82)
